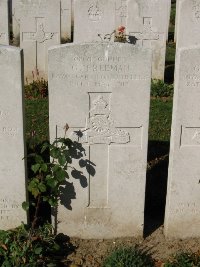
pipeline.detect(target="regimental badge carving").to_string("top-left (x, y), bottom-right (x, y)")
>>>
top-left (88, 1), bottom-right (103, 21)
top-left (71, 95), bottom-right (130, 145)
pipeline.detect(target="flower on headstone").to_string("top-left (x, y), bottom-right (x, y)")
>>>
top-left (117, 26), bottom-right (125, 33)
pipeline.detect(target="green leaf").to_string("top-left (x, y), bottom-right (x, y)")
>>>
top-left (41, 142), bottom-right (49, 153)
top-left (48, 198), bottom-right (57, 207)
top-left (22, 202), bottom-right (29, 211)
top-left (34, 246), bottom-right (43, 255)
top-left (41, 163), bottom-right (48, 172)
top-left (31, 188), bottom-right (40, 198)
top-left (58, 154), bottom-right (66, 166)
top-left (56, 169), bottom-right (67, 182)
top-left (50, 148), bottom-right (60, 159)
top-left (47, 179), bottom-right (58, 189)
top-left (31, 163), bottom-right (41, 174)
top-left (35, 155), bottom-right (43, 164)
top-left (38, 183), bottom-right (46, 193)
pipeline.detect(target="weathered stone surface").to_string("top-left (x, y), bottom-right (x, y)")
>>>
top-left (164, 46), bottom-right (200, 238)
top-left (48, 43), bottom-right (151, 238)
top-left (12, 0), bottom-right (61, 46)
top-left (74, 0), bottom-right (115, 42)
top-left (61, 0), bottom-right (71, 42)
top-left (19, 0), bottom-right (60, 82)
top-left (176, 0), bottom-right (200, 49)
top-left (0, 0), bottom-right (9, 45)
top-left (124, 0), bottom-right (168, 80)
top-left (0, 45), bottom-right (27, 229)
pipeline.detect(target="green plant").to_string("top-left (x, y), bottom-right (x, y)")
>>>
top-left (0, 223), bottom-right (61, 266)
top-left (23, 126), bottom-right (85, 228)
top-left (164, 252), bottom-right (200, 267)
top-left (25, 78), bottom-right (48, 99)
top-left (151, 79), bottom-right (174, 98)
top-left (103, 246), bottom-right (155, 267)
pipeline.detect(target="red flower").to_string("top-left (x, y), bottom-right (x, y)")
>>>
top-left (118, 26), bottom-right (126, 33)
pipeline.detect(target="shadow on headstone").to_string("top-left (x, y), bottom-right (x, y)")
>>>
top-left (143, 140), bottom-right (170, 237)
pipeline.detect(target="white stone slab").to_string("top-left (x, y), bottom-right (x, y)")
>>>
top-left (174, 0), bottom-right (181, 43)
top-left (0, 45), bottom-right (27, 229)
top-left (19, 0), bottom-right (60, 82)
top-left (74, 0), bottom-right (116, 42)
top-left (61, 0), bottom-right (71, 42)
top-left (0, 0), bottom-right (9, 45)
top-left (48, 43), bottom-right (152, 238)
top-left (12, 0), bottom-right (61, 46)
top-left (176, 0), bottom-right (200, 49)
top-left (125, 0), bottom-right (168, 80)
top-left (164, 46), bottom-right (200, 239)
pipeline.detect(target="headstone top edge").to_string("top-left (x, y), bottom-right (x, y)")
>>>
top-left (0, 45), bottom-right (22, 53)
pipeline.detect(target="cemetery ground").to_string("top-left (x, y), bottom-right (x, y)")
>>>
top-left (22, 83), bottom-right (200, 266)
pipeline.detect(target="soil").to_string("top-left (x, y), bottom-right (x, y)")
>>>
top-left (62, 226), bottom-right (200, 266)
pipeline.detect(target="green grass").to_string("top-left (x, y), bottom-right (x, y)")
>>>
top-left (25, 99), bottom-right (49, 146)
top-left (149, 98), bottom-right (173, 142)
top-left (24, 97), bottom-right (173, 145)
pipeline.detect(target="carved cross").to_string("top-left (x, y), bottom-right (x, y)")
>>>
top-left (0, 33), bottom-right (7, 43)
top-left (115, 0), bottom-right (128, 26)
top-left (69, 93), bottom-right (141, 209)
top-left (130, 17), bottom-right (160, 47)
top-left (21, 17), bottom-right (58, 70)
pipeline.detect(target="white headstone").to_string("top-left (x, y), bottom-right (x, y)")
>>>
top-left (165, 46), bottom-right (200, 238)
top-left (12, 0), bottom-right (61, 46)
top-left (48, 43), bottom-right (152, 238)
top-left (74, 0), bottom-right (116, 42)
top-left (0, 0), bottom-right (9, 45)
top-left (19, 0), bottom-right (60, 82)
top-left (174, 0), bottom-right (181, 43)
top-left (176, 0), bottom-right (200, 49)
top-left (125, 0), bottom-right (168, 80)
top-left (61, 0), bottom-right (71, 42)
top-left (0, 45), bottom-right (27, 229)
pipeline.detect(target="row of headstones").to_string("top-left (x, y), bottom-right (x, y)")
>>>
top-left (1, 39), bottom-right (200, 239)
top-left (0, 0), bottom-right (171, 81)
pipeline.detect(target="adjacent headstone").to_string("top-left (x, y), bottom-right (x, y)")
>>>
top-left (174, 0), bottom-right (181, 43)
top-left (176, 0), bottom-right (200, 49)
top-left (61, 0), bottom-right (71, 42)
top-left (74, 0), bottom-right (115, 42)
top-left (48, 43), bottom-right (152, 238)
top-left (19, 0), bottom-right (60, 82)
top-left (164, 46), bottom-right (200, 238)
top-left (125, 0), bottom-right (168, 80)
top-left (0, 45), bottom-right (27, 229)
top-left (0, 0), bottom-right (9, 45)
top-left (12, 0), bottom-right (61, 46)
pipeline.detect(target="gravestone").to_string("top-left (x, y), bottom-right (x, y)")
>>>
top-left (176, 0), bottom-right (200, 49)
top-left (0, 45), bottom-right (27, 229)
top-left (48, 43), bottom-right (152, 238)
top-left (12, 0), bottom-right (61, 46)
top-left (74, 0), bottom-right (115, 42)
top-left (0, 0), bottom-right (9, 45)
top-left (125, 0), bottom-right (168, 80)
top-left (164, 46), bottom-right (200, 238)
top-left (19, 0), bottom-right (60, 82)
top-left (61, 0), bottom-right (71, 42)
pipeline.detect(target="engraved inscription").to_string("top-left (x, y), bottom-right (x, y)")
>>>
top-left (170, 202), bottom-right (200, 215)
top-left (0, 127), bottom-right (19, 137)
top-left (181, 126), bottom-right (200, 146)
top-left (192, 0), bottom-right (200, 19)
top-left (0, 33), bottom-right (6, 41)
top-left (185, 65), bottom-right (200, 87)
top-left (0, 110), bottom-right (9, 120)
top-left (71, 95), bottom-right (130, 145)
top-left (0, 198), bottom-right (20, 220)
top-left (88, 2), bottom-right (103, 21)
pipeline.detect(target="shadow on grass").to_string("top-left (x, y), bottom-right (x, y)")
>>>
top-left (144, 140), bottom-right (170, 238)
